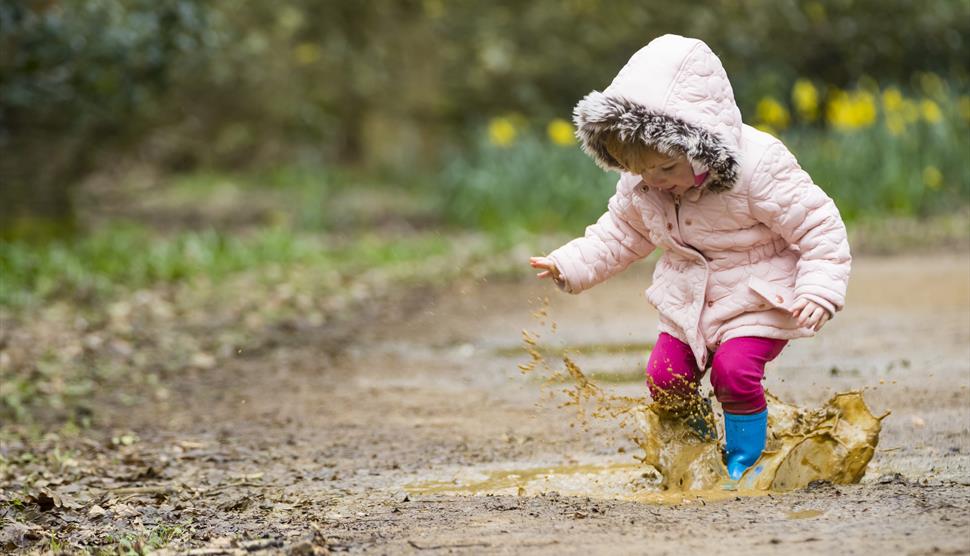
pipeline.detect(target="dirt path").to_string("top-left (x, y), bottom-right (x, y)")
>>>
top-left (9, 253), bottom-right (970, 554)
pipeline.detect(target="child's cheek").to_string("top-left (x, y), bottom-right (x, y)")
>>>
top-left (676, 168), bottom-right (692, 188)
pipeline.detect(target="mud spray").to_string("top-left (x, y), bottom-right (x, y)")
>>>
top-left (409, 298), bottom-right (888, 503)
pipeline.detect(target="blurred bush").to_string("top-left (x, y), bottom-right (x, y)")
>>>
top-left (0, 0), bottom-right (221, 231)
top-left (1, 0), bottom-right (968, 232)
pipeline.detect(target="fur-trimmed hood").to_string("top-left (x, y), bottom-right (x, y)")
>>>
top-left (573, 35), bottom-right (743, 193)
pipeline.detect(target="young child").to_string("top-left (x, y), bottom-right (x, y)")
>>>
top-left (529, 34), bottom-right (851, 481)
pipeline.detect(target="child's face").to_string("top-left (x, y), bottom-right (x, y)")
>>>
top-left (605, 135), bottom-right (696, 195)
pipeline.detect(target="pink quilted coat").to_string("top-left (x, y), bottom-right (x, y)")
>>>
top-left (548, 35), bottom-right (851, 371)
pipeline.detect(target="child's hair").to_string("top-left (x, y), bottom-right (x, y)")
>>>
top-left (603, 132), bottom-right (682, 171)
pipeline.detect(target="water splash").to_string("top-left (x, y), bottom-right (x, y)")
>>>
top-left (633, 390), bottom-right (887, 493)
top-left (519, 297), bottom-right (887, 494)
top-left (407, 298), bottom-right (887, 502)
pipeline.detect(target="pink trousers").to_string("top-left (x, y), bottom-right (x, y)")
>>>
top-left (645, 332), bottom-right (787, 414)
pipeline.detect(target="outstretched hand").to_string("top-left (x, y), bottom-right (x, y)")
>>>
top-left (529, 256), bottom-right (562, 282)
top-left (791, 298), bottom-right (830, 331)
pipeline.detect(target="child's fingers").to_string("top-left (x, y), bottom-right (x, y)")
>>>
top-left (814, 313), bottom-right (830, 331)
top-left (804, 308), bottom-right (819, 326)
top-left (802, 306), bottom-right (824, 327)
top-left (530, 257), bottom-right (551, 269)
top-left (537, 270), bottom-right (550, 279)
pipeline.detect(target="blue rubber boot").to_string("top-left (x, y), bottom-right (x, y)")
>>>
top-left (723, 409), bottom-right (768, 480)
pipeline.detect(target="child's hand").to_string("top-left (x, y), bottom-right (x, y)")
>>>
top-left (791, 299), bottom-right (830, 331)
top-left (529, 256), bottom-right (562, 282)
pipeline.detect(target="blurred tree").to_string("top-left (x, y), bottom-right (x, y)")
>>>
top-left (0, 0), bottom-right (219, 235)
top-left (164, 0), bottom-right (970, 170)
top-left (1, 0), bottom-right (967, 232)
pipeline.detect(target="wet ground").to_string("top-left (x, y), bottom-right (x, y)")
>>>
top-left (5, 253), bottom-right (970, 554)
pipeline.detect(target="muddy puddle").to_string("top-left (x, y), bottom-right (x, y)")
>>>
top-left (405, 391), bottom-right (884, 503)
top-left (406, 298), bottom-right (888, 504)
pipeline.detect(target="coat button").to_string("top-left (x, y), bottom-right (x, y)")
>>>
top-left (667, 223), bottom-right (673, 231)
top-left (707, 300), bottom-right (714, 308)
top-left (685, 219), bottom-right (692, 225)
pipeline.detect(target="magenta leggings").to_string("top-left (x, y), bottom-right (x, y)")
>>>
top-left (645, 332), bottom-right (787, 414)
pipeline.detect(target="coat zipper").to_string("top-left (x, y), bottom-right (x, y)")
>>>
top-left (673, 195), bottom-right (686, 247)
top-left (673, 194), bottom-right (707, 261)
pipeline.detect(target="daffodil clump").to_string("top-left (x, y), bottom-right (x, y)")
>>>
top-left (753, 72), bottom-right (966, 137)
top-left (779, 73), bottom-right (968, 219)
top-left (486, 115), bottom-right (577, 149)
top-left (458, 73), bottom-right (967, 232)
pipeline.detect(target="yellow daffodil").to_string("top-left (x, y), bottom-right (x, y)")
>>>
top-left (791, 79), bottom-right (819, 121)
top-left (546, 118), bottom-right (576, 146)
top-left (826, 89), bottom-right (877, 131)
top-left (881, 87), bottom-right (903, 113)
top-left (488, 117), bottom-right (517, 147)
top-left (922, 166), bottom-right (943, 190)
top-left (756, 96), bottom-right (790, 130)
top-left (920, 99), bottom-right (942, 124)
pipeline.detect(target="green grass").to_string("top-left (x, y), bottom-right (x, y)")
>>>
top-left (0, 220), bottom-right (479, 425)
top-left (437, 134), bottom-right (616, 233)
top-left (789, 116), bottom-right (969, 220)
top-left (98, 524), bottom-right (186, 555)
top-left (0, 223), bottom-right (452, 308)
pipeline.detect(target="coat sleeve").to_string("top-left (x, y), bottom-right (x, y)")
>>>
top-left (547, 176), bottom-right (656, 294)
top-left (747, 142), bottom-right (852, 316)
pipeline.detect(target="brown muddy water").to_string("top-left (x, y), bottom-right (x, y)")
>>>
top-left (13, 254), bottom-right (969, 554)
top-left (406, 298), bottom-right (886, 504)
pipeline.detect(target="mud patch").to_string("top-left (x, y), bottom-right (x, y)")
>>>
top-left (404, 391), bottom-right (884, 503)
top-left (445, 299), bottom-right (890, 502)
top-left (405, 461), bottom-right (647, 499)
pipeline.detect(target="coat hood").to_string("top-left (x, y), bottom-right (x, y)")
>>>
top-left (573, 35), bottom-right (743, 193)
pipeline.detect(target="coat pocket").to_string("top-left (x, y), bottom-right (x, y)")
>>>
top-left (747, 276), bottom-right (796, 312)
top-left (645, 274), bottom-right (678, 309)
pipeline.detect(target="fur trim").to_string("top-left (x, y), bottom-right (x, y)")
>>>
top-left (573, 91), bottom-right (739, 193)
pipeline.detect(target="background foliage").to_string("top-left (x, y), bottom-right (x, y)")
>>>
top-left (2, 0), bottom-right (968, 232)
